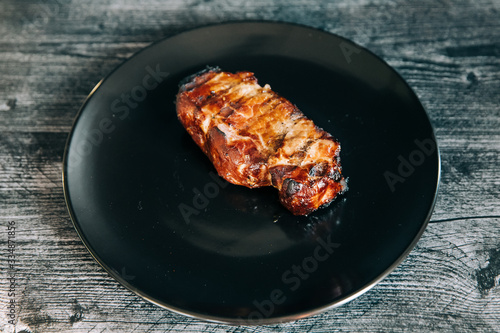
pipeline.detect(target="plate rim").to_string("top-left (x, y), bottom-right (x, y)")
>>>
top-left (62, 20), bottom-right (441, 325)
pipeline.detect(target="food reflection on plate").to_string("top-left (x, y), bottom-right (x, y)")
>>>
top-left (166, 170), bottom-right (347, 257)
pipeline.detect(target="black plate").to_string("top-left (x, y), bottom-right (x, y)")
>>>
top-left (63, 21), bottom-right (440, 324)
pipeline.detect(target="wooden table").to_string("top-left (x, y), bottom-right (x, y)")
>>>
top-left (1, 0), bottom-right (499, 332)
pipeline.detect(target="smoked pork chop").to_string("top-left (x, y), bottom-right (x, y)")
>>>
top-left (176, 68), bottom-right (347, 215)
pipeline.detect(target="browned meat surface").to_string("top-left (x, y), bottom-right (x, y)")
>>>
top-left (176, 68), bottom-right (347, 215)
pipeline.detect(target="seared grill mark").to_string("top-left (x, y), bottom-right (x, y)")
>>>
top-left (218, 106), bottom-right (234, 118)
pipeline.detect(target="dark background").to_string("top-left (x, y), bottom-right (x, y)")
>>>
top-left (1, 0), bottom-right (499, 332)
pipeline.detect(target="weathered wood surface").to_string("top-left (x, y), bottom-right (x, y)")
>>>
top-left (1, 0), bottom-right (499, 332)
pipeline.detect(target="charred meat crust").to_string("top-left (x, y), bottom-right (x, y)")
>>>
top-left (175, 68), bottom-right (347, 215)
top-left (178, 66), bottom-right (221, 90)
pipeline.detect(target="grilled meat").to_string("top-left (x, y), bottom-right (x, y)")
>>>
top-left (176, 68), bottom-right (347, 215)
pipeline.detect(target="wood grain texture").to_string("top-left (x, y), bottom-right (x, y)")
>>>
top-left (0, 0), bottom-right (499, 332)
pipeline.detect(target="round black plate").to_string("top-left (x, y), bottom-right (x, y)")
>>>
top-left (63, 21), bottom-right (440, 324)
